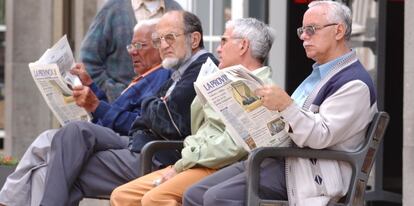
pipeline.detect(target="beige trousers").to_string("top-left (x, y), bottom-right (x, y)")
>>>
top-left (110, 166), bottom-right (217, 206)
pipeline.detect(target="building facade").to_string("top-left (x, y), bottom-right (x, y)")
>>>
top-left (2, 0), bottom-right (412, 205)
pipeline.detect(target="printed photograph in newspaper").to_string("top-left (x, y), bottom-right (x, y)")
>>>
top-left (195, 58), bottom-right (290, 152)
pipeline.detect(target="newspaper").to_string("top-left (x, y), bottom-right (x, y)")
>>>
top-left (28, 35), bottom-right (91, 125)
top-left (194, 58), bottom-right (290, 152)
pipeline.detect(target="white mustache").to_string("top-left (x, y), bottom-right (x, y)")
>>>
top-left (303, 42), bottom-right (311, 48)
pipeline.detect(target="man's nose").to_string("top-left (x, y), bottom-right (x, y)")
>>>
top-left (216, 44), bottom-right (222, 54)
top-left (160, 38), bottom-right (170, 49)
top-left (300, 32), bottom-right (309, 41)
top-left (128, 49), bottom-right (138, 56)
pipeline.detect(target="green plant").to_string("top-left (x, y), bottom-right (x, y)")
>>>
top-left (0, 155), bottom-right (18, 166)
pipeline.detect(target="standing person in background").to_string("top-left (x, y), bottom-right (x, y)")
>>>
top-left (37, 10), bottom-right (217, 205)
top-left (0, 19), bottom-right (170, 206)
top-left (80, 0), bottom-right (181, 101)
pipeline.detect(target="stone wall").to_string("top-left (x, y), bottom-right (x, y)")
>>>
top-left (5, 0), bottom-right (55, 157)
top-left (4, 0), bottom-right (99, 157)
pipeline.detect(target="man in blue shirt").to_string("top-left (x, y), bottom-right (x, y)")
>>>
top-left (0, 18), bottom-right (170, 206)
top-left (36, 10), bottom-right (217, 205)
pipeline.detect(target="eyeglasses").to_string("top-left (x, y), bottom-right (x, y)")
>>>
top-left (126, 42), bottom-right (147, 52)
top-left (297, 23), bottom-right (338, 38)
top-left (220, 36), bottom-right (243, 47)
top-left (152, 32), bottom-right (186, 48)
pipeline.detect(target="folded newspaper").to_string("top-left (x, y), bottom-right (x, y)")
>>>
top-left (28, 35), bottom-right (91, 125)
top-left (194, 58), bottom-right (291, 152)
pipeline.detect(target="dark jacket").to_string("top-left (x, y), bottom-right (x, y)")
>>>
top-left (128, 53), bottom-right (218, 165)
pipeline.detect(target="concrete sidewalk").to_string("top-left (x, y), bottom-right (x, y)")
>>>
top-left (80, 198), bottom-right (110, 206)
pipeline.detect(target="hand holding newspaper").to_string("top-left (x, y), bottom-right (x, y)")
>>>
top-left (194, 58), bottom-right (290, 152)
top-left (28, 35), bottom-right (91, 125)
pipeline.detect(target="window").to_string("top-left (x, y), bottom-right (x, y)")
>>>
top-left (179, 0), bottom-right (243, 55)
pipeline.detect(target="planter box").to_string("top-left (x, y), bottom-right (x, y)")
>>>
top-left (0, 165), bottom-right (16, 188)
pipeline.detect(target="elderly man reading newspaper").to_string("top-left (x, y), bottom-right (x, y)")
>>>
top-left (109, 17), bottom-right (280, 206)
top-left (36, 10), bottom-right (217, 205)
top-left (183, 1), bottom-right (377, 206)
top-left (0, 19), bottom-right (170, 206)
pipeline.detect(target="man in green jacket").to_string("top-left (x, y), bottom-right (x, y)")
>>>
top-left (110, 17), bottom-right (277, 206)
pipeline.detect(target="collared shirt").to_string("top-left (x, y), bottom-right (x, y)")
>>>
top-left (122, 63), bottom-right (162, 94)
top-left (131, 0), bottom-right (166, 21)
top-left (173, 66), bottom-right (274, 172)
top-left (291, 51), bottom-right (354, 107)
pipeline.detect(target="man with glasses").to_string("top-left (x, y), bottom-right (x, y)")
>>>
top-left (184, 1), bottom-right (377, 206)
top-left (80, 0), bottom-right (182, 102)
top-left (36, 10), bottom-right (216, 205)
top-left (109, 17), bottom-right (275, 206)
top-left (0, 19), bottom-right (171, 206)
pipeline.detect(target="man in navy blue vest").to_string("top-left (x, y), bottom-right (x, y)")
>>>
top-left (183, 1), bottom-right (378, 206)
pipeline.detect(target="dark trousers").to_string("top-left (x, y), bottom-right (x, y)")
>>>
top-left (183, 158), bottom-right (288, 206)
top-left (39, 121), bottom-right (140, 206)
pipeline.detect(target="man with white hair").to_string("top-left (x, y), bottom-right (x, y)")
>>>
top-left (183, 1), bottom-right (377, 205)
top-left (109, 17), bottom-right (276, 206)
top-left (0, 18), bottom-right (171, 206)
top-left (37, 10), bottom-right (217, 205)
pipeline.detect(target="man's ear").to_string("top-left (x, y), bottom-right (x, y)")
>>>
top-left (239, 39), bottom-right (250, 55)
top-left (191, 32), bottom-right (202, 49)
top-left (335, 23), bottom-right (346, 40)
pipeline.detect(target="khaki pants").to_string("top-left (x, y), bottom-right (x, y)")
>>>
top-left (110, 166), bottom-right (217, 206)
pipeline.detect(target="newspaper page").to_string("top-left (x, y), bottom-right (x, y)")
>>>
top-left (28, 35), bottom-right (91, 125)
top-left (195, 60), bottom-right (290, 152)
top-left (36, 35), bottom-right (82, 87)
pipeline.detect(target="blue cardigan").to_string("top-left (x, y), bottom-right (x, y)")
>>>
top-left (90, 67), bottom-right (171, 136)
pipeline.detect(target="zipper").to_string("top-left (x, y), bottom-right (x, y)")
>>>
top-left (162, 97), bottom-right (183, 137)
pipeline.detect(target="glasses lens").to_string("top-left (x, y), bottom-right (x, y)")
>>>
top-left (220, 37), bottom-right (228, 46)
top-left (297, 26), bottom-right (317, 38)
top-left (134, 43), bottom-right (143, 50)
top-left (164, 33), bottom-right (176, 45)
top-left (152, 38), bottom-right (161, 48)
top-left (304, 26), bottom-right (315, 36)
top-left (126, 44), bottom-right (133, 52)
top-left (127, 43), bottom-right (145, 52)
top-left (297, 28), bottom-right (303, 38)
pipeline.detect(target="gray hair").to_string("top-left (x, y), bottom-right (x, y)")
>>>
top-left (182, 11), bottom-right (205, 48)
top-left (133, 18), bottom-right (160, 32)
top-left (308, 1), bottom-right (352, 41)
top-left (226, 18), bottom-right (275, 63)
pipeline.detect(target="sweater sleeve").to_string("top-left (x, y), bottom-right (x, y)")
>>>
top-left (92, 69), bottom-right (171, 135)
top-left (80, 4), bottom-right (113, 91)
top-left (281, 80), bottom-right (376, 150)
top-left (90, 82), bottom-right (108, 102)
top-left (79, 0), bottom-right (136, 101)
